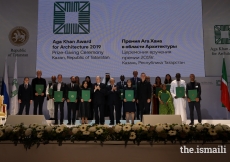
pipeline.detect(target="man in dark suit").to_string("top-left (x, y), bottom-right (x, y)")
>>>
top-left (46, 75), bottom-right (56, 120)
top-left (18, 77), bottom-right (33, 115)
top-left (130, 70), bottom-right (141, 120)
top-left (66, 76), bottom-right (80, 125)
top-left (93, 76), bottom-right (106, 125)
top-left (186, 74), bottom-right (202, 125)
top-left (136, 72), bottom-right (151, 121)
top-left (116, 75), bottom-right (127, 120)
top-left (130, 70), bottom-right (142, 86)
top-left (53, 74), bottom-right (66, 125)
top-left (31, 70), bottom-right (47, 115)
top-left (107, 78), bottom-right (120, 125)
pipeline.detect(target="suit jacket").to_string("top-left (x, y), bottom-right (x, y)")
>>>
top-left (31, 77), bottom-right (47, 98)
top-left (52, 82), bottom-right (67, 100)
top-left (18, 84), bottom-right (33, 102)
top-left (116, 81), bottom-right (127, 89)
top-left (130, 77), bottom-right (141, 86)
top-left (106, 85), bottom-right (120, 105)
top-left (65, 83), bottom-right (80, 100)
top-left (92, 83), bottom-right (106, 104)
top-left (186, 81), bottom-right (201, 100)
top-left (136, 80), bottom-right (151, 101)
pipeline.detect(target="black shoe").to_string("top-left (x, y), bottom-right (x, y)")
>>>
top-left (54, 122), bottom-right (58, 125)
top-left (72, 122), bottom-right (75, 125)
top-left (109, 123), bottom-right (114, 125)
top-left (189, 123), bottom-right (194, 125)
top-left (60, 122), bottom-right (63, 125)
top-left (67, 123), bottom-right (71, 125)
top-left (116, 121), bottom-right (120, 124)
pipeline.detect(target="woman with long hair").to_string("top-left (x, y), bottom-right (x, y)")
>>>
top-left (79, 80), bottom-right (92, 124)
top-left (164, 74), bottom-right (172, 84)
top-left (152, 76), bottom-right (162, 114)
top-left (85, 76), bottom-right (93, 120)
top-left (123, 79), bottom-right (136, 124)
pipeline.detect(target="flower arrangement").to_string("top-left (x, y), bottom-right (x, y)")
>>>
top-left (0, 122), bottom-right (230, 150)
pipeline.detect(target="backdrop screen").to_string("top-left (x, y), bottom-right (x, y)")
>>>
top-left (37, 0), bottom-right (205, 77)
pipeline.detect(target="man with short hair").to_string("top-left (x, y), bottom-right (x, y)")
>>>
top-left (46, 76), bottom-right (56, 120)
top-left (136, 73), bottom-right (151, 121)
top-left (170, 73), bottom-right (187, 124)
top-left (130, 70), bottom-right (141, 120)
top-left (66, 76), bottom-right (79, 125)
top-left (186, 74), bottom-right (202, 125)
top-left (117, 75), bottom-right (127, 120)
top-left (93, 76), bottom-right (106, 125)
top-left (31, 70), bottom-right (47, 115)
top-left (107, 78), bottom-right (120, 125)
top-left (53, 74), bottom-right (66, 125)
top-left (18, 77), bottom-right (33, 115)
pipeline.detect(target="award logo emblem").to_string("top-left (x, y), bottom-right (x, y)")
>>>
top-left (9, 26), bottom-right (29, 46)
top-left (214, 25), bottom-right (230, 44)
top-left (53, 1), bottom-right (90, 34)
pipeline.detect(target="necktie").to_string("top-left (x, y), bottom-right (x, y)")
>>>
top-left (135, 78), bottom-right (137, 84)
top-left (25, 84), bottom-right (28, 89)
top-left (121, 82), bottom-right (124, 86)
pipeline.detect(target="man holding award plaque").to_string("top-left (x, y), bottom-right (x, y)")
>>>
top-left (31, 70), bottom-right (47, 115)
top-left (66, 76), bottom-right (79, 125)
top-left (170, 73), bottom-right (187, 124)
top-left (186, 74), bottom-right (202, 125)
top-left (116, 75), bottom-right (127, 120)
top-left (45, 76), bottom-right (56, 120)
top-left (136, 73), bottom-right (151, 121)
top-left (52, 74), bottom-right (66, 125)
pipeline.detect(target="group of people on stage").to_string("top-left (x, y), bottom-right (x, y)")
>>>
top-left (18, 70), bottom-right (202, 125)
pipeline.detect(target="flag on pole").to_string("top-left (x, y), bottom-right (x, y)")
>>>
top-left (1, 59), bottom-right (9, 109)
top-left (10, 57), bottom-right (18, 115)
top-left (221, 58), bottom-right (230, 111)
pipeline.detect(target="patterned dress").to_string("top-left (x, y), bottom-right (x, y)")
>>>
top-left (158, 90), bottom-right (174, 114)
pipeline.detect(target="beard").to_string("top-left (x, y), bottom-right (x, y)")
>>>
top-left (106, 77), bottom-right (110, 84)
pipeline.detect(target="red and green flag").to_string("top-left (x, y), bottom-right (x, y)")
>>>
top-left (221, 58), bottom-right (230, 111)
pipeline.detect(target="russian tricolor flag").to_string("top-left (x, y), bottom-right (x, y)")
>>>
top-left (1, 60), bottom-right (9, 109)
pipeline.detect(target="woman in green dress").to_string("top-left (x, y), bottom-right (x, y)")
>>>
top-left (158, 84), bottom-right (175, 114)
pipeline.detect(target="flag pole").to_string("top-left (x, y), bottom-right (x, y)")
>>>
top-left (223, 55), bottom-right (227, 119)
top-left (223, 55), bottom-right (230, 119)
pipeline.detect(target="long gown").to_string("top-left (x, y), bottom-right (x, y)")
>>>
top-left (46, 84), bottom-right (54, 118)
top-left (158, 90), bottom-right (174, 114)
top-left (152, 84), bottom-right (161, 114)
top-left (170, 80), bottom-right (187, 123)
